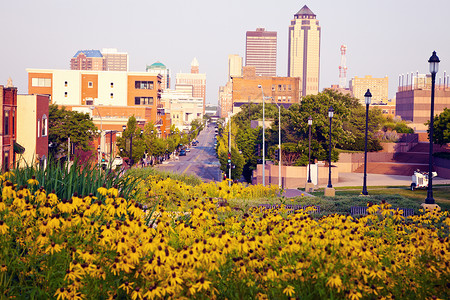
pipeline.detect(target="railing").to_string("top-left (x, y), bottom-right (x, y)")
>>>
top-left (350, 206), bottom-right (414, 217)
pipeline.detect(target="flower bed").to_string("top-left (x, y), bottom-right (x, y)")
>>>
top-left (0, 173), bottom-right (449, 299)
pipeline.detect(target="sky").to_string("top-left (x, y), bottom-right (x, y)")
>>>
top-left (1, 0), bottom-right (450, 105)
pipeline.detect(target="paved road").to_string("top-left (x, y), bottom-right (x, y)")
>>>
top-left (155, 124), bottom-right (222, 182)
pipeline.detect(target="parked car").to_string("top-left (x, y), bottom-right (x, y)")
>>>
top-left (179, 149), bottom-right (186, 156)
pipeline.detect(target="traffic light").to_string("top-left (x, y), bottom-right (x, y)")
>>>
top-left (274, 149), bottom-right (279, 161)
top-left (257, 144), bottom-right (261, 156)
top-left (227, 152), bottom-right (231, 163)
top-left (101, 153), bottom-right (107, 170)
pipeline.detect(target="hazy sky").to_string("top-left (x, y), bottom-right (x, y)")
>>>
top-left (1, 0), bottom-right (450, 105)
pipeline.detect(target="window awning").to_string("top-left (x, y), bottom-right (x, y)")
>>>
top-left (13, 142), bottom-right (25, 154)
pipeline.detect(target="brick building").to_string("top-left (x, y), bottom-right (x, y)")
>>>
top-left (232, 66), bottom-right (300, 112)
top-left (27, 69), bottom-right (169, 141)
top-left (70, 50), bottom-right (106, 71)
top-left (1, 85), bottom-right (18, 171)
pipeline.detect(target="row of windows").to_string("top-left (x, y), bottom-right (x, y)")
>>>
top-left (135, 81), bottom-right (154, 89)
top-left (272, 84), bottom-right (292, 91)
top-left (63, 81), bottom-right (115, 88)
top-left (135, 97), bottom-right (154, 105)
top-left (32, 78), bottom-right (51, 87)
top-left (65, 92), bottom-right (114, 99)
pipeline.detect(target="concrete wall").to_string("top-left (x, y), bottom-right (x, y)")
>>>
top-left (253, 164), bottom-right (339, 189)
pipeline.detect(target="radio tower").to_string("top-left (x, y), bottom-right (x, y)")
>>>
top-left (339, 45), bottom-right (347, 88)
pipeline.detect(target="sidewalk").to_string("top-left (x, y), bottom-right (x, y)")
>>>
top-left (330, 172), bottom-right (450, 188)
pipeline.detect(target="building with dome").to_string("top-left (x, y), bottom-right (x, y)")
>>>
top-left (146, 61), bottom-right (170, 90)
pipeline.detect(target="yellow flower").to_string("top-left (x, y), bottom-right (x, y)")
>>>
top-left (27, 176), bottom-right (39, 186)
top-left (45, 242), bottom-right (62, 255)
top-left (326, 274), bottom-right (343, 291)
top-left (283, 285), bottom-right (295, 297)
top-left (0, 220), bottom-right (9, 234)
top-left (98, 185), bottom-right (108, 196)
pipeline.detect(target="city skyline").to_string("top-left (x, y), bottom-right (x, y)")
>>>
top-left (1, 0), bottom-right (450, 105)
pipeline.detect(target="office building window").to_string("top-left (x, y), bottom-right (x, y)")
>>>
top-left (64, 92), bottom-right (68, 97)
top-left (42, 115), bottom-right (48, 137)
top-left (134, 97), bottom-right (154, 105)
top-left (135, 81), bottom-right (154, 89)
top-left (4, 111), bottom-right (9, 135)
top-left (110, 93), bottom-right (114, 99)
top-left (111, 82), bottom-right (114, 88)
top-left (88, 81), bottom-right (93, 88)
top-left (64, 81), bottom-right (68, 87)
top-left (31, 78), bottom-right (51, 87)
top-left (37, 120), bottom-right (40, 138)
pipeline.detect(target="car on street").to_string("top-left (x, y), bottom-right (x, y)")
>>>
top-left (179, 149), bottom-right (186, 156)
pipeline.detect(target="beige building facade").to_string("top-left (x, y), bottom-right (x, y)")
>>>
top-left (288, 5), bottom-right (321, 97)
top-left (228, 54), bottom-right (243, 80)
top-left (161, 88), bottom-right (203, 132)
top-left (349, 75), bottom-right (389, 104)
top-left (101, 48), bottom-right (129, 71)
top-left (246, 28), bottom-right (277, 77)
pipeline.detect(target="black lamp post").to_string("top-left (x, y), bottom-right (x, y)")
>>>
top-left (307, 116), bottom-right (313, 183)
top-left (425, 51), bottom-right (440, 204)
top-left (123, 125), bottom-right (133, 166)
top-left (362, 89), bottom-right (372, 195)
top-left (327, 106), bottom-right (334, 188)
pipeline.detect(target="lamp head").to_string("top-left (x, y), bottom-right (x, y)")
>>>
top-left (258, 84), bottom-right (262, 88)
top-left (328, 106), bottom-right (334, 118)
top-left (308, 115), bottom-right (313, 126)
top-left (122, 125), bottom-right (126, 131)
top-left (364, 89), bottom-right (372, 105)
top-left (428, 51), bottom-right (440, 75)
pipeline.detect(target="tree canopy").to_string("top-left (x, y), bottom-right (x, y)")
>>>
top-left (428, 108), bottom-right (450, 146)
top-left (48, 104), bottom-right (98, 159)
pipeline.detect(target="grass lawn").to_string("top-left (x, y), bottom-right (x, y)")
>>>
top-left (225, 185), bottom-right (450, 217)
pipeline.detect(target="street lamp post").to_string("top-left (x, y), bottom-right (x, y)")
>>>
top-left (122, 125), bottom-right (133, 167)
top-left (362, 89), bottom-right (372, 196)
top-left (305, 116), bottom-right (315, 192)
top-left (90, 106), bottom-right (103, 153)
top-left (324, 106), bottom-right (335, 197)
top-left (258, 84), bottom-right (266, 186)
top-left (228, 112), bottom-right (232, 186)
top-left (277, 104), bottom-right (281, 190)
top-left (424, 51), bottom-right (440, 207)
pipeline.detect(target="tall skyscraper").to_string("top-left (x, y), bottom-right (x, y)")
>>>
top-left (245, 28), bottom-right (277, 77)
top-left (101, 48), bottom-right (129, 71)
top-left (288, 5), bottom-right (321, 96)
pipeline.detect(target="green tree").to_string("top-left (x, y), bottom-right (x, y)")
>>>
top-left (48, 104), bottom-right (98, 159)
top-left (427, 108), bottom-right (450, 145)
top-left (117, 116), bottom-right (145, 165)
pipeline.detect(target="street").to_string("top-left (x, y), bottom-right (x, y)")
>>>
top-left (155, 124), bottom-right (222, 182)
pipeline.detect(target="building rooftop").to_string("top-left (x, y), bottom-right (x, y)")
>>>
top-left (148, 61), bottom-right (167, 69)
top-left (295, 5), bottom-right (316, 18)
top-left (73, 50), bottom-right (103, 58)
top-left (191, 57), bottom-right (199, 67)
